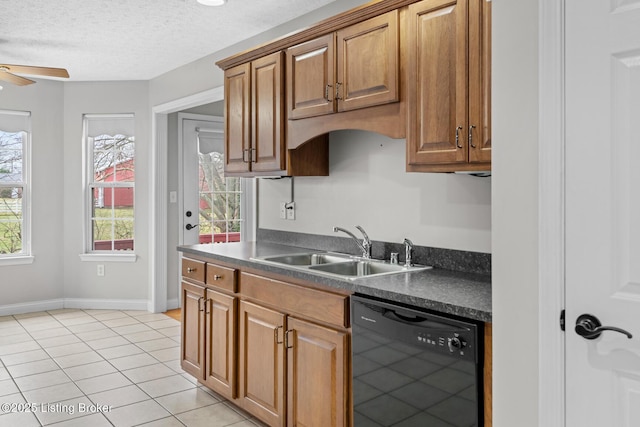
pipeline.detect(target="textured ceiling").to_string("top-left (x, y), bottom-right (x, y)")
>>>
top-left (0, 0), bottom-right (336, 81)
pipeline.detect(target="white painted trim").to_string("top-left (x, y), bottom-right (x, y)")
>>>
top-left (150, 112), bottom-right (168, 313)
top-left (0, 256), bottom-right (34, 266)
top-left (64, 298), bottom-right (149, 311)
top-left (0, 299), bottom-right (64, 316)
top-left (167, 298), bottom-right (179, 310)
top-left (79, 253), bottom-right (137, 262)
top-left (150, 87), bottom-right (224, 313)
top-left (0, 298), bottom-right (151, 316)
top-left (155, 87), bottom-right (225, 115)
top-left (538, 0), bottom-right (566, 426)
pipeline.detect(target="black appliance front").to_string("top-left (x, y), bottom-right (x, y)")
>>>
top-left (351, 295), bottom-right (483, 427)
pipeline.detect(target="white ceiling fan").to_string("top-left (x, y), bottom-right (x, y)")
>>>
top-left (0, 63), bottom-right (69, 86)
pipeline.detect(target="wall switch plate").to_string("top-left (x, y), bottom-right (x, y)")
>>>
top-left (97, 264), bottom-right (105, 277)
top-left (286, 202), bottom-right (295, 220)
top-left (279, 202), bottom-right (287, 219)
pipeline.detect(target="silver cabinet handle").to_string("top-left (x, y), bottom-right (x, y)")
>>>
top-left (325, 84), bottom-right (333, 101)
top-left (274, 326), bottom-right (283, 344)
top-left (212, 274), bottom-right (222, 280)
top-left (455, 126), bottom-right (463, 149)
top-left (187, 267), bottom-right (197, 273)
top-left (469, 125), bottom-right (477, 148)
top-left (285, 329), bottom-right (294, 349)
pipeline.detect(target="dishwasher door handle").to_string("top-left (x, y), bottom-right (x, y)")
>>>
top-left (384, 309), bottom-right (427, 324)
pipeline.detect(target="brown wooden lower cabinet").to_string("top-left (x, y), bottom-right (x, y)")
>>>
top-left (287, 317), bottom-right (349, 427)
top-left (181, 259), bottom-right (492, 427)
top-left (238, 301), bottom-right (286, 426)
top-left (203, 289), bottom-right (237, 399)
top-left (180, 281), bottom-right (205, 379)
top-left (180, 280), bottom-right (237, 401)
top-left (237, 301), bottom-right (350, 427)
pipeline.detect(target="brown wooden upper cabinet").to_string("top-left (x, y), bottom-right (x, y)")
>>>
top-left (406, 0), bottom-right (491, 172)
top-left (224, 52), bottom-right (285, 175)
top-left (286, 10), bottom-right (400, 120)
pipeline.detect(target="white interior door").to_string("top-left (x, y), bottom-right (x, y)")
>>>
top-left (565, 1), bottom-right (640, 425)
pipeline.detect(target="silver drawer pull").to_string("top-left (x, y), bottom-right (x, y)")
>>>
top-left (187, 267), bottom-right (197, 273)
top-left (212, 274), bottom-right (222, 280)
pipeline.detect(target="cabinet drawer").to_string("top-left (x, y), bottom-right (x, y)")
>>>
top-left (240, 272), bottom-right (349, 328)
top-left (182, 258), bottom-right (206, 283)
top-left (206, 263), bottom-right (237, 293)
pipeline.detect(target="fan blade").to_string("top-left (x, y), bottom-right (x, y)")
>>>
top-left (0, 64), bottom-right (69, 78)
top-left (0, 71), bottom-right (35, 86)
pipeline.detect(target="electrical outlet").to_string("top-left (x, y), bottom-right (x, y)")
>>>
top-left (97, 264), bottom-right (105, 277)
top-left (279, 202), bottom-right (287, 219)
top-left (286, 202), bottom-right (295, 220)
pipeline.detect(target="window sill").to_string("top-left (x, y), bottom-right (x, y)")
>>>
top-left (0, 256), bottom-right (35, 266)
top-left (79, 253), bottom-right (137, 263)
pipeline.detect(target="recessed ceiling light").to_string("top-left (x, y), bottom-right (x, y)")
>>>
top-left (197, 0), bottom-right (227, 5)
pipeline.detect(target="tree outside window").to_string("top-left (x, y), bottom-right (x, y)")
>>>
top-left (85, 114), bottom-right (135, 253)
top-left (0, 128), bottom-right (26, 256)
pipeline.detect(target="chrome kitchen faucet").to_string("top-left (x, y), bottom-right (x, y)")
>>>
top-left (403, 238), bottom-right (414, 267)
top-left (333, 226), bottom-right (372, 259)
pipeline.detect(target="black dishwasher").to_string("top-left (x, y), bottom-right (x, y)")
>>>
top-left (351, 295), bottom-right (483, 427)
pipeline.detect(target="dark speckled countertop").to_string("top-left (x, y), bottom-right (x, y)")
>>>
top-left (178, 241), bottom-right (492, 322)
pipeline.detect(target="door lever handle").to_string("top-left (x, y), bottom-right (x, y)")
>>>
top-left (575, 314), bottom-right (633, 340)
top-left (186, 223), bottom-right (198, 231)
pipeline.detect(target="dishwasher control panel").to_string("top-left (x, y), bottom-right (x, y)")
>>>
top-left (352, 295), bottom-right (479, 363)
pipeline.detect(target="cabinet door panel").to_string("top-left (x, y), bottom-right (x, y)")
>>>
top-left (204, 289), bottom-right (236, 400)
top-left (181, 281), bottom-right (205, 379)
top-left (225, 63), bottom-right (251, 173)
top-left (468, 0), bottom-right (492, 163)
top-left (239, 301), bottom-right (286, 427)
top-left (337, 10), bottom-right (399, 112)
top-left (287, 317), bottom-right (348, 427)
top-left (287, 34), bottom-right (336, 119)
top-left (407, 0), bottom-right (468, 165)
top-left (252, 52), bottom-right (285, 172)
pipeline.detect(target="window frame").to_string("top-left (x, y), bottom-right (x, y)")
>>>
top-left (0, 110), bottom-right (32, 265)
top-left (81, 113), bottom-right (136, 262)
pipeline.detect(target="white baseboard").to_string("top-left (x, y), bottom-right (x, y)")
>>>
top-left (63, 299), bottom-right (149, 311)
top-left (0, 298), bottom-right (149, 316)
top-left (0, 299), bottom-right (65, 316)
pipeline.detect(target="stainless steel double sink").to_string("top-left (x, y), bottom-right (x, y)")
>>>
top-left (251, 251), bottom-right (431, 281)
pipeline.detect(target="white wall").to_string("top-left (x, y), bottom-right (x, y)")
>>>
top-left (260, 130), bottom-right (492, 253)
top-left (0, 81), bottom-right (66, 310)
top-left (62, 81), bottom-right (151, 305)
top-left (492, 0), bottom-right (540, 426)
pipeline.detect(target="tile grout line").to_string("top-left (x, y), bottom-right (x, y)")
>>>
top-left (2, 309), bottom-right (259, 427)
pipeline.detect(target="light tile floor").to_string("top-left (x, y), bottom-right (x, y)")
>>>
top-left (0, 309), bottom-right (267, 427)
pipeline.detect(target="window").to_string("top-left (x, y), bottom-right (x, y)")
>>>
top-left (0, 110), bottom-right (30, 262)
top-left (83, 114), bottom-right (135, 255)
top-left (196, 127), bottom-right (242, 244)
